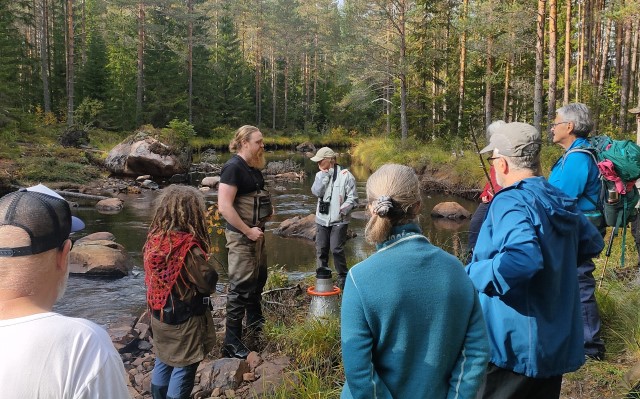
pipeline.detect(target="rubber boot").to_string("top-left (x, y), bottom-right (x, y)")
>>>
top-left (151, 384), bottom-right (168, 399)
top-left (222, 315), bottom-right (249, 359)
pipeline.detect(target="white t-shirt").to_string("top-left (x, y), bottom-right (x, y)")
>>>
top-left (0, 312), bottom-right (130, 399)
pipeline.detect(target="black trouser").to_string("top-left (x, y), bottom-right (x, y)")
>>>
top-left (476, 363), bottom-right (562, 399)
top-left (631, 217), bottom-right (640, 267)
top-left (579, 257), bottom-right (605, 358)
top-left (467, 202), bottom-right (490, 263)
top-left (315, 223), bottom-right (348, 278)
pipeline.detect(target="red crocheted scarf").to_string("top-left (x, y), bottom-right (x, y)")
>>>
top-left (143, 230), bottom-right (206, 311)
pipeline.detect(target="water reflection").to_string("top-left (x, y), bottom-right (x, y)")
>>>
top-left (53, 151), bottom-right (478, 325)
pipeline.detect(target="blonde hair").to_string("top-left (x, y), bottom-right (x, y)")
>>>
top-left (148, 185), bottom-right (211, 253)
top-left (229, 125), bottom-right (260, 153)
top-left (364, 164), bottom-right (421, 244)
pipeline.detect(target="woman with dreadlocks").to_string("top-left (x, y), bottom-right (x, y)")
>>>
top-left (143, 185), bottom-right (218, 399)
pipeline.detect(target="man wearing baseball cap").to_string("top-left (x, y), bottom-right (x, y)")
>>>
top-left (0, 185), bottom-right (129, 398)
top-left (310, 147), bottom-right (358, 289)
top-left (466, 122), bottom-right (604, 398)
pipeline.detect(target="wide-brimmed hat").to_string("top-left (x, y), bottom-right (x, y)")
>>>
top-left (310, 147), bottom-right (337, 162)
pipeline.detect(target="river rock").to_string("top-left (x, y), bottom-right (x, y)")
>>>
top-left (273, 214), bottom-right (317, 240)
top-left (273, 214), bottom-right (356, 241)
top-left (248, 356), bottom-right (291, 398)
top-left (199, 358), bottom-right (251, 391)
top-left (105, 134), bottom-right (191, 177)
top-left (96, 197), bottom-right (124, 213)
top-left (296, 142), bottom-right (316, 153)
top-left (202, 176), bottom-right (220, 188)
top-left (76, 231), bottom-right (115, 244)
top-left (140, 179), bottom-right (159, 190)
top-left (430, 201), bottom-right (472, 219)
top-left (69, 238), bottom-right (133, 277)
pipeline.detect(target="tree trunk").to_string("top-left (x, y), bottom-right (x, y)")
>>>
top-left (616, 19), bottom-right (624, 77)
top-left (136, 1), bottom-right (144, 127)
top-left (548, 0), bottom-right (558, 125)
top-left (187, 0), bottom-right (193, 124)
top-left (40, 0), bottom-right (51, 113)
top-left (620, 17), bottom-right (633, 131)
top-left (81, 0), bottom-right (86, 65)
top-left (66, 0), bottom-right (74, 126)
top-left (563, 0), bottom-right (572, 105)
top-left (595, 19), bottom-right (612, 132)
top-left (503, 58), bottom-right (511, 121)
top-left (271, 49), bottom-right (276, 130)
top-left (576, 0), bottom-right (584, 100)
top-left (484, 36), bottom-right (493, 130)
top-left (399, 0), bottom-right (408, 141)
top-left (456, 0), bottom-right (468, 134)
top-left (284, 56), bottom-right (288, 129)
top-left (534, 0), bottom-right (546, 131)
top-left (255, 0), bottom-right (262, 126)
top-left (630, 22), bottom-right (639, 108)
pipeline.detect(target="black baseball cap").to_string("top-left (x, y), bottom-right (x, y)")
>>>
top-left (0, 184), bottom-right (85, 257)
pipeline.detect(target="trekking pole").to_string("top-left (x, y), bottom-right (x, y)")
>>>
top-left (469, 124), bottom-right (495, 195)
top-left (598, 226), bottom-right (617, 290)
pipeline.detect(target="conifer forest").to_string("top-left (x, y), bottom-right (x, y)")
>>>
top-left (2, 0), bottom-right (640, 140)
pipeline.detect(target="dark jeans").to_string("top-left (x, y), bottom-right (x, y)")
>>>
top-left (631, 216), bottom-right (640, 267)
top-left (579, 258), bottom-right (605, 358)
top-left (467, 202), bottom-right (490, 263)
top-left (476, 363), bottom-right (562, 399)
top-left (315, 223), bottom-right (348, 278)
top-left (151, 358), bottom-right (199, 399)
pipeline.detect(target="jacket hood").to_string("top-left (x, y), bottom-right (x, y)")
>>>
top-left (502, 176), bottom-right (581, 235)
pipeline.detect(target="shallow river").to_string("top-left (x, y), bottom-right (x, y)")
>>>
top-left (53, 152), bottom-right (478, 326)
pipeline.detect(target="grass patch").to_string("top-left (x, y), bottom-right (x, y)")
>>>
top-left (14, 144), bottom-right (103, 184)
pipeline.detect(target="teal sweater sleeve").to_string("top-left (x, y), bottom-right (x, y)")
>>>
top-left (341, 274), bottom-right (392, 399)
top-left (447, 292), bottom-right (489, 399)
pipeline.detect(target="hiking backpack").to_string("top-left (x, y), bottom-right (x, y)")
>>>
top-left (565, 136), bottom-right (640, 266)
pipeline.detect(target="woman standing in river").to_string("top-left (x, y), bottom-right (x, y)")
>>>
top-left (143, 185), bottom-right (218, 399)
top-left (340, 164), bottom-right (489, 399)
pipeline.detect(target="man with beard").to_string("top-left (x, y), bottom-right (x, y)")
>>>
top-left (218, 125), bottom-right (272, 359)
top-left (0, 185), bottom-right (129, 398)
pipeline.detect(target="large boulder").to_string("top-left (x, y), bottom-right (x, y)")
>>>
top-left (105, 134), bottom-right (191, 177)
top-left (273, 214), bottom-right (356, 241)
top-left (430, 202), bottom-right (472, 219)
top-left (95, 197), bottom-right (124, 213)
top-left (273, 214), bottom-right (317, 240)
top-left (296, 142), bottom-right (316, 153)
top-left (69, 235), bottom-right (134, 277)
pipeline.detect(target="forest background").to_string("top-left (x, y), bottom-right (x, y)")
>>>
top-left (1, 0), bottom-right (640, 145)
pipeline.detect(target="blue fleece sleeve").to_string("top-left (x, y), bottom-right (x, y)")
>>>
top-left (447, 292), bottom-right (489, 399)
top-left (466, 197), bottom-right (544, 296)
top-left (340, 272), bottom-right (391, 399)
top-left (548, 152), bottom-right (591, 199)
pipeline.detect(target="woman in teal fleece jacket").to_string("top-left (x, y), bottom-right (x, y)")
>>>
top-left (340, 164), bottom-right (489, 399)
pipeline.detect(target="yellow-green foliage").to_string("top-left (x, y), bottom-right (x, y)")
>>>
top-left (265, 316), bottom-right (341, 371)
top-left (352, 137), bottom-right (487, 189)
top-left (267, 369), bottom-right (342, 399)
top-left (87, 129), bottom-right (129, 153)
top-left (265, 265), bottom-right (290, 290)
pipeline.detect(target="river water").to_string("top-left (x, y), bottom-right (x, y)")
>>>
top-left (53, 151), bottom-right (478, 326)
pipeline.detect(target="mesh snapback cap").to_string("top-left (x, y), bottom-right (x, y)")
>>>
top-left (0, 184), bottom-right (85, 257)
